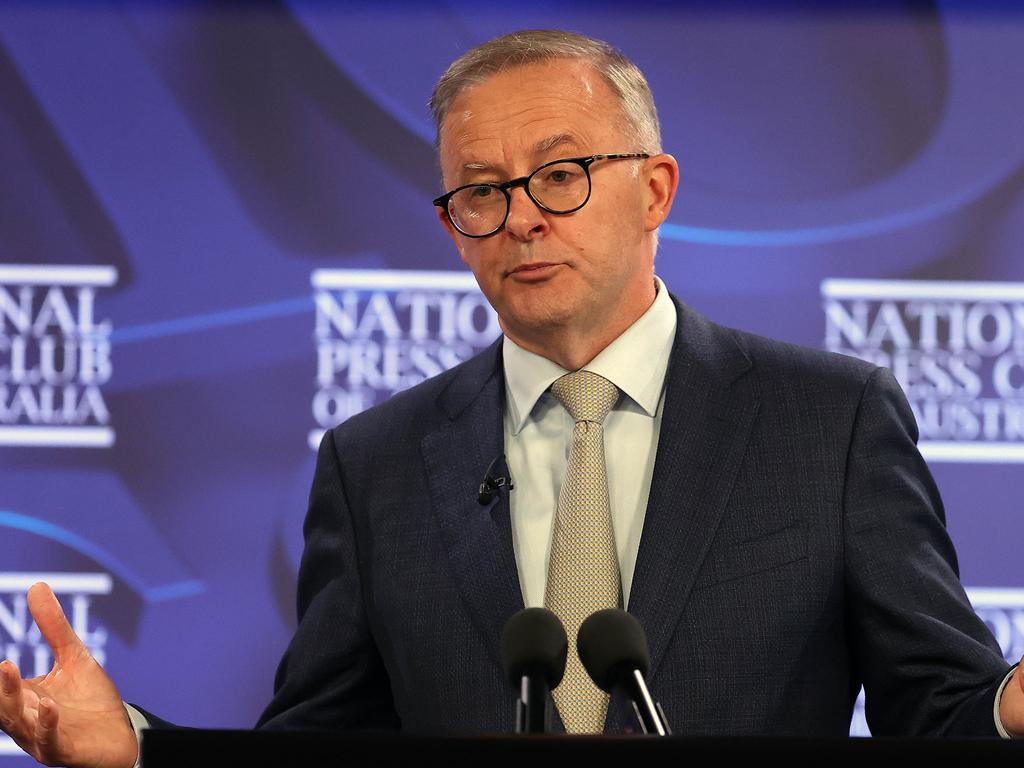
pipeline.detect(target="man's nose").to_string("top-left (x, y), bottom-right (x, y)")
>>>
top-left (503, 186), bottom-right (550, 240)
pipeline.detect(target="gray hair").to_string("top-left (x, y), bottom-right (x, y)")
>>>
top-left (430, 29), bottom-right (662, 155)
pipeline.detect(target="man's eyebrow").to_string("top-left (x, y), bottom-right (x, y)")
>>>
top-left (457, 133), bottom-right (580, 175)
top-left (535, 133), bottom-right (581, 155)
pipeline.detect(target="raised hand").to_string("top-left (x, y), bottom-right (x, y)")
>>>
top-left (0, 583), bottom-right (137, 768)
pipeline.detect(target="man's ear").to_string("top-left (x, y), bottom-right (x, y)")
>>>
top-left (643, 153), bottom-right (680, 232)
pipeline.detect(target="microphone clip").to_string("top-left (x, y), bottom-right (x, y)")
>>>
top-left (478, 454), bottom-right (514, 505)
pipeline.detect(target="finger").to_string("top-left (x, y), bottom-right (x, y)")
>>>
top-left (0, 660), bottom-right (26, 737)
top-left (27, 583), bottom-right (84, 667)
top-left (35, 697), bottom-right (61, 763)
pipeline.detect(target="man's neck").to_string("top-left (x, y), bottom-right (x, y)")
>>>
top-left (505, 326), bottom-right (629, 371)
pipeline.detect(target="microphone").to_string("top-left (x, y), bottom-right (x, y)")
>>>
top-left (577, 608), bottom-right (672, 736)
top-left (501, 607), bottom-right (568, 734)
top-left (478, 454), bottom-right (514, 505)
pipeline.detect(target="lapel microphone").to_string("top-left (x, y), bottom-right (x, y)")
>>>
top-left (478, 453), bottom-right (514, 505)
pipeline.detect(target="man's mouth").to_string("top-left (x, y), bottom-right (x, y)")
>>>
top-left (508, 262), bottom-right (561, 276)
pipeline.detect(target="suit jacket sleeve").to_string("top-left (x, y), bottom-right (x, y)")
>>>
top-left (843, 366), bottom-right (1009, 736)
top-left (256, 428), bottom-right (400, 730)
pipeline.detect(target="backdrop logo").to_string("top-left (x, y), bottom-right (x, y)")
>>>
top-left (0, 572), bottom-right (111, 672)
top-left (0, 265), bottom-right (117, 448)
top-left (309, 269), bottom-right (500, 448)
top-left (822, 279), bottom-right (1024, 463)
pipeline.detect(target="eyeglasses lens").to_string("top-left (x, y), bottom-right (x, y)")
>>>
top-left (528, 161), bottom-right (589, 212)
top-left (449, 185), bottom-right (506, 237)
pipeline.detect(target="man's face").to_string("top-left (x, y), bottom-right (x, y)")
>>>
top-left (436, 60), bottom-right (669, 352)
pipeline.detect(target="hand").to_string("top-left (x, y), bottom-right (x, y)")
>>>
top-left (0, 583), bottom-right (138, 768)
top-left (1000, 658), bottom-right (1024, 738)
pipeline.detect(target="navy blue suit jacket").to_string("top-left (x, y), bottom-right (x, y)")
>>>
top-left (255, 298), bottom-right (1009, 736)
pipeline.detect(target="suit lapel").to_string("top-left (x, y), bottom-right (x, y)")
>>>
top-left (609, 300), bottom-right (759, 731)
top-left (421, 340), bottom-right (525, 671)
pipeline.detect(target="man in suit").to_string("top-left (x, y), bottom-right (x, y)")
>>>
top-left (1, 29), bottom-right (1022, 768)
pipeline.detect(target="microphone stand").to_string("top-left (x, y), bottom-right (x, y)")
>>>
top-left (516, 673), bottom-right (551, 734)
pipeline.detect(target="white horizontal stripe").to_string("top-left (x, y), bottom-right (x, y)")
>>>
top-left (0, 265), bottom-right (118, 287)
top-left (967, 587), bottom-right (1024, 608)
top-left (308, 429), bottom-right (326, 451)
top-left (311, 269), bottom-right (480, 291)
top-left (0, 737), bottom-right (25, 755)
top-left (919, 441), bottom-right (1024, 463)
top-left (0, 573), bottom-right (112, 594)
top-left (0, 426), bottom-right (115, 448)
top-left (821, 279), bottom-right (1024, 301)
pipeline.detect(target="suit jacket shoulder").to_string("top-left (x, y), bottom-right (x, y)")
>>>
top-left (674, 298), bottom-right (878, 403)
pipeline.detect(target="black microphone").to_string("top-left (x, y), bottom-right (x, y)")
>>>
top-left (577, 608), bottom-right (672, 736)
top-left (478, 454), bottom-right (514, 505)
top-left (501, 608), bottom-right (568, 734)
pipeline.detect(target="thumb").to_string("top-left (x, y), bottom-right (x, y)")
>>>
top-left (27, 583), bottom-right (85, 667)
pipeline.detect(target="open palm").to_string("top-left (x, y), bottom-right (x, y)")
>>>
top-left (0, 583), bottom-right (137, 768)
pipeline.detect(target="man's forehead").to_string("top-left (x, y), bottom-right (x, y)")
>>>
top-left (451, 66), bottom-right (602, 122)
top-left (438, 60), bottom-right (620, 172)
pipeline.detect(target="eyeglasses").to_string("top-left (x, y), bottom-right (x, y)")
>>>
top-left (433, 153), bottom-right (650, 238)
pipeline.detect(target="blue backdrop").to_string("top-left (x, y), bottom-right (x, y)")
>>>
top-left (1, 1), bottom-right (1023, 760)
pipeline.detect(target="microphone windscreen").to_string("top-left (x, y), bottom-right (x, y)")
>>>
top-left (577, 608), bottom-right (651, 693)
top-left (501, 607), bottom-right (568, 689)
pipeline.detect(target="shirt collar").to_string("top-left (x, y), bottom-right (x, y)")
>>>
top-left (502, 276), bottom-right (678, 434)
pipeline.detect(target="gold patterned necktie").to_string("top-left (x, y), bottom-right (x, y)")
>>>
top-left (544, 370), bottom-right (622, 734)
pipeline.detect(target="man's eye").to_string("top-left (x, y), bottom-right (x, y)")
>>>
top-left (471, 185), bottom-right (495, 198)
top-left (540, 167), bottom-right (581, 184)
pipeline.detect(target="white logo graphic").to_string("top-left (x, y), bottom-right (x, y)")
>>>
top-left (0, 265), bottom-right (117, 448)
top-left (0, 572), bottom-right (112, 756)
top-left (309, 269), bottom-right (501, 449)
top-left (822, 279), bottom-right (1024, 463)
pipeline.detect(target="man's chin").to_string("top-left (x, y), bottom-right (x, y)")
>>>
top-left (499, 304), bottom-right (577, 341)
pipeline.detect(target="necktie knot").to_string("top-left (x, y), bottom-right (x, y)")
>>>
top-left (550, 370), bottom-right (619, 424)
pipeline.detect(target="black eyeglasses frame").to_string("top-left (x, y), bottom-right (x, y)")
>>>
top-left (432, 152), bottom-right (651, 238)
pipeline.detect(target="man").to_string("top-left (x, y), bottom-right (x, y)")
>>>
top-left (1, 29), bottom-right (1022, 768)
